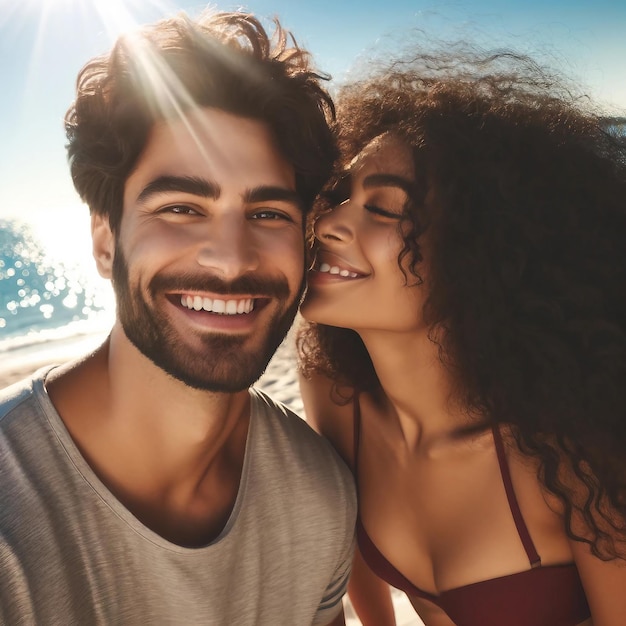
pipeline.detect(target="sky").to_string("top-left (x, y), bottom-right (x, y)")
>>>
top-left (1, 0), bottom-right (625, 266)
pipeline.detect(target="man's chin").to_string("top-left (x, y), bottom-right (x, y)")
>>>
top-left (116, 271), bottom-right (301, 394)
top-left (131, 330), bottom-right (280, 393)
top-left (166, 369), bottom-right (263, 393)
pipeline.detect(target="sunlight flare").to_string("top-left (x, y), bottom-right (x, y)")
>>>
top-left (8, 0), bottom-right (181, 43)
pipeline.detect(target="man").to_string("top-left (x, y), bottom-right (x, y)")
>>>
top-left (0, 11), bottom-right (355, 626)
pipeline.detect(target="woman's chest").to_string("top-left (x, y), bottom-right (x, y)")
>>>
top-left (356, 427), bottom-right (570, 596)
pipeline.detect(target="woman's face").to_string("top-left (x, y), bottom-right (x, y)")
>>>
top-left (301, 133), bottom-right (427, 334)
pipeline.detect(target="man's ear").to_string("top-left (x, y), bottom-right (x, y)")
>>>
top-left (91, 213), bottom-right (115, 279)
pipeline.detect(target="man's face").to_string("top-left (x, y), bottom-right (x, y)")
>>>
top-left (95, 108), bottom-right (305, 392)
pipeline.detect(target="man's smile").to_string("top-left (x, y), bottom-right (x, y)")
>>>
top-left (179, 294), bottom-right (256, 315)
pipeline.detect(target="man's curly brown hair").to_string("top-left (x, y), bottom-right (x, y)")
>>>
top-left (298, 46), bottom-right (626, 559)
top-left (65, 10), bottom-right (337, 234)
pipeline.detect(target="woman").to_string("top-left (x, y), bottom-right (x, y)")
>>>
top-left (297, 47), bottom-right (626, 626)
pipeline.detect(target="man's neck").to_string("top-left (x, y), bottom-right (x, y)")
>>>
top-left (45, 326), bottom-right (252, 546)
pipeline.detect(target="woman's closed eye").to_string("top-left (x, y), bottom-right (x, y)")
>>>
top-left (364, 204), bottom-right (403, 220)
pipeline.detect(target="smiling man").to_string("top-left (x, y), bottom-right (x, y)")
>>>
top-left (0, 10), bottom-right (355, 626)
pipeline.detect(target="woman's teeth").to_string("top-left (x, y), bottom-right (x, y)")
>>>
top-left (318, 263), bottom-right (359, 278)
top-left (180, 295), bottom-right (254, 314)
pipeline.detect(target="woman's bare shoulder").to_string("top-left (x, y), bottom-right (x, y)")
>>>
top-left (298, 370), bottom-right (357, 467)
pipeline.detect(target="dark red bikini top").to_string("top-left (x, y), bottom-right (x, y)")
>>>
top-left (352, 397), bottom-right (591, 626)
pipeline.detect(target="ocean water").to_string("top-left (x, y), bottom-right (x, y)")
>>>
top-left (0, 218), bottom-right (114, 365)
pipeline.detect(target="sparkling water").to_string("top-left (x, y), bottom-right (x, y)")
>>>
top-left (0, 218), bottom-right (114, 367)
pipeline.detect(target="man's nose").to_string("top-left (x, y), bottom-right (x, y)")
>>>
top-left (195, 214), bottom-right (260, 280)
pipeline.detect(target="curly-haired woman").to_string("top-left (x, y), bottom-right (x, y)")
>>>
top-left (298, 47), bottom-right (626, 626)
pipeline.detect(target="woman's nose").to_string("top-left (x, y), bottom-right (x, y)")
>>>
top-left (313, 201), bottom-right (354, 244)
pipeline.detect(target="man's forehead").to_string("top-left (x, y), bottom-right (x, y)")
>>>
top-left (135, 108), bottom-right (294, 177)
top-left (149, 108), bottom-right (266, 145)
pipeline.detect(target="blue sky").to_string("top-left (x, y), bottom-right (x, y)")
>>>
top-left (1, 0), bottom-right (625, 262)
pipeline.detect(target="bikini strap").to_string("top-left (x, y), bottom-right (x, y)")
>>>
top-left (492, 425), bottom-right (542, 568)
top-left (352, 393), bottom-right (362, 486)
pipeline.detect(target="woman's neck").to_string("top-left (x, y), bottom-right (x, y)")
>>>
top-left (359, 328), bottom-right (479, 451)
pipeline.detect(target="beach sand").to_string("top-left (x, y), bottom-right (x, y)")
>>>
top-left (0, 328), bottom-right (423, 626)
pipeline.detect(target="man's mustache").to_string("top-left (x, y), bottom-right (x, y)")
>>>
top-left (149, 272), bottom-right (292, 300)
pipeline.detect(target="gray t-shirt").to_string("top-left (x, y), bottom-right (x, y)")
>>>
top-left (0, 369), bottom-right (356, 625)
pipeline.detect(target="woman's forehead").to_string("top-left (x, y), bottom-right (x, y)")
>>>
top-left (347, 132), bottom-right (414, 180)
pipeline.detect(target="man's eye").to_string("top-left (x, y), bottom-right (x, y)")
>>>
top-left (159, 205), bottom-right (199, 215)
top-left (253, 210), bottom-right (293, 221)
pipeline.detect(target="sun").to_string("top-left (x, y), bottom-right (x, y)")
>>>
top-left (2, 0), bottom-right (180, 42)
top-left (2, 0), bottom-right (207, 164)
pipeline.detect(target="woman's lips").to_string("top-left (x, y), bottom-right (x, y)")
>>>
top-left (309, 250), bottom-right (368, 279)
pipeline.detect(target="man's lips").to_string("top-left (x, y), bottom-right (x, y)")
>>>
top-left (180, 294), bottom-right (254, 315)
top-left (167, 293), bottom-right (270, 316)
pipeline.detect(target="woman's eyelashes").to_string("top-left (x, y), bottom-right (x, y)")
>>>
top-left (317, 179), bottom-right (406, 220)
top-left (364, 204), bottom-right (403, 220)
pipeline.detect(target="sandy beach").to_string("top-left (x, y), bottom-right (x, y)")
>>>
top-left (0, 326), bottom-right (422, 626)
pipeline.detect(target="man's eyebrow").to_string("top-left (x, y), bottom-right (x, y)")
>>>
top-left (137, 175), bottom-right (220, 203)
top-left (362, 173), bottom-right (413, 195)
top-left (244, 186), bottom-right (303, 210)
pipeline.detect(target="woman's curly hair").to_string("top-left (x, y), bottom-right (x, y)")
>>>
top-left (65, 10), bottom-right (336, 234)
top-left (298, 45), bottom-right (626, 558)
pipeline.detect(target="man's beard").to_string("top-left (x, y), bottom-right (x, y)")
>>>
top-left (111, 246), bottom-right (303, 392)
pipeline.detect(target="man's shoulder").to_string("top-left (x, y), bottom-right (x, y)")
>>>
top-left (252, 387), bottom-right (335, 449)
top-left (250, 388), bottom-right (354, 484)
top-left (0, 371), bottom-right (42, 424)
top-left (248, 386), bottom-right (357, 533)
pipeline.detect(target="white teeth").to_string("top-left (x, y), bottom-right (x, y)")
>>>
top-left (179, 295), bottom-right (255, 315)
top-left (317, 263), bottom-right (360, 278)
